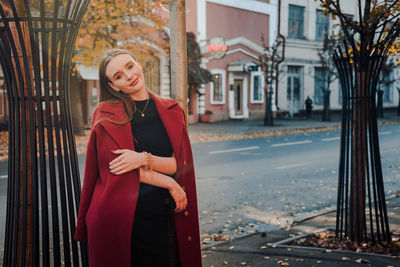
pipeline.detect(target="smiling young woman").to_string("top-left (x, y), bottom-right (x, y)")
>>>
top-left (74, 49), bottom-right (202, 267)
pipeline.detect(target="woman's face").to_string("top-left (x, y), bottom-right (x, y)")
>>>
top-left (105, 53), bottom-right (146, 99)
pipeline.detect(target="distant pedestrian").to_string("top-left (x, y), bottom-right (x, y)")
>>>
top-left (305, 96), bottom-right (313, 119)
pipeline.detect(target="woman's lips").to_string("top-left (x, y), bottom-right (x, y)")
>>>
top-left (130, 77), bottom-right (139, 87)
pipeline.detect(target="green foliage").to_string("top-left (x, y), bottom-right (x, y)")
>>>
top-left (187, 32), bottom-right (212, 88)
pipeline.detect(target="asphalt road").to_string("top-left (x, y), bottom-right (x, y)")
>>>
top-left (193, 123), bottom-right (400, 239)
top-left (0, 123), bottom-right (399, 247)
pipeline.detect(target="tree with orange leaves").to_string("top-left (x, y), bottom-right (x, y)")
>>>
top-left (70, 0), bottom-right (169, 135)
top-left (317, 0), bottom-right (400, 244)
top-left (74, 0), bottom-right (169, 67)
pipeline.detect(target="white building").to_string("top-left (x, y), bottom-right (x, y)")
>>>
top-left (278, 0), bottom-right (399, 116)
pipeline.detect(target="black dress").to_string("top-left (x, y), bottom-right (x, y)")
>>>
top-left (130, 98), bottom-right (179, 267)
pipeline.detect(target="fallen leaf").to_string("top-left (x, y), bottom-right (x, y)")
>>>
top-left (355, 258), bottom-right (369, 264)
top-left (342, 257), bottom-right (350, 261)
top-left (260, 232), bottom-right (267, 238)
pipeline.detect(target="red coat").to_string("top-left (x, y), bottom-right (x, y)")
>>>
top-left (74, 93), bottom-right (202, 267)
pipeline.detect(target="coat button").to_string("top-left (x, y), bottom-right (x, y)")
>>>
top-left (184, 211), bottom-right (189, 216)
top-left (183, 160), bottom-right (187, 166)
top-left (187, 236), bottom-right (192, 241)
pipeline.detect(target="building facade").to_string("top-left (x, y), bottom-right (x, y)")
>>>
top-left (186, 0), bottom-right (276, 122)
top-left (279, 0), bottom-right (400, 117)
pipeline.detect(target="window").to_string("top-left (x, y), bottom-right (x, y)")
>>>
top-left (316, 10), bottom-right (329, 41)
top-left (288, 5), bottom-right (304, 39)
top-left (213, 74), bottom-right (222, 101)
top-left (250, 72), bottom-right (264, 103)
top-left (382, 70), bottom-right (394, 103)
top-left (314, 67), bottom-right (326, 105)
top-left (91, 87), bottom-right (98, 106)
top-left (210, 69), bottom-right (226, 104)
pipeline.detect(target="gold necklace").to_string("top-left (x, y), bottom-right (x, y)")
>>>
top-left (135, 98), bottom-right (150, 117)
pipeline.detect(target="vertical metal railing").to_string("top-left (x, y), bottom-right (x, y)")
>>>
top-left (333, 45), bottom-right (391, 243)
top-left (0, 0), bottom-right (89, 266)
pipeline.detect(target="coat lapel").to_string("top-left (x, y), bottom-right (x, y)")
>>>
top-left (93, 94), bottom-right (182, 153)
top-left (94, 102), bottom-right (135, 151)
top-left (151, 92), bottom-right (183, 156)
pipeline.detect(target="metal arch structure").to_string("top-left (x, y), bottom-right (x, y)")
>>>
top-left (0, 0), bottom-right (89, 266)
top-left (332, 45), bottom-right (392, 243)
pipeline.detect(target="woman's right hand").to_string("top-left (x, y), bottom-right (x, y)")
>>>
top-left (169, 182), bottom-right (187, 213)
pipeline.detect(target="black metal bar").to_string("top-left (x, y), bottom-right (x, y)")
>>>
top-left (333, 41), bottom-right (391, 243)
top-left (57, 0), bottom-right (81, 264)
top-left (0, 31), bottom-right (15, 267)
top-left (1, 0), bottom-right (90, 265)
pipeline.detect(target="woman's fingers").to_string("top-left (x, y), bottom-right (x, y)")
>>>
top-left (110, 164), bottom-right (127, 174)
top-left (109, 159), bottom-right (125, 170)
top-left (109, 154), bottom-right (124, 166)
top-left (174, 194), bottom-right (188, 213)
top-left (110, 149), bottom-right (130, 165)
top-left (112, 149), bottom-right (128, 154)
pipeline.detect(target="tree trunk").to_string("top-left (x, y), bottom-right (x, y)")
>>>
top-left (10, 18), bottom-right (34, 265)
top-left (397, 89), bottom-right (400, 116)
top-left (349, 71), bottom-right (369, 242)
top-left (70, 75), bottom-right (85, 136)
top-left (264, 89), bottom-right (273, 126)
top-left (322, 90), bottom-right (331, 121)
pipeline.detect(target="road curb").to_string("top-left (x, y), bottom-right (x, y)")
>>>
top-left (201, 195), bottom-right (400, 252)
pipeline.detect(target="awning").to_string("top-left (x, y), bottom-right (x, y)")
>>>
top-left (77, 65), bottom-right (99, 80)
top-left (227, 61), bottom-right (259, 72)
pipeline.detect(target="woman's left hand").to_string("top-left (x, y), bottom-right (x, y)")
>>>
top-left (109, 149), bottom-right (145, 175)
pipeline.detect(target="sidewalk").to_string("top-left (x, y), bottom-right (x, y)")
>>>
top-left (201, 195), bottom-right (400, 267)
top-left (188, 111), bottom-right (400, 143)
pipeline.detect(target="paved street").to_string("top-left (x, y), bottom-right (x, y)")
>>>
top-left (194, 123), bottom-right (400, 242)
top-left (0, 120), bottom-right (399, 251)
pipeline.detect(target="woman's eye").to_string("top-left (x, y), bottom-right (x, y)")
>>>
top-left (128, 64), bottom-right (134, 69)
top-left (115, 75), bottom-right (121, 80)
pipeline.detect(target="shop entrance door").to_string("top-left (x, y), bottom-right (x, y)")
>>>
top-left (234, 79), bottom-right (243, 115)
top-left (287, 66), bottom-right (302, 116)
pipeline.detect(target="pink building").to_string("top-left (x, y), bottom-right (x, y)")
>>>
top-left (186, 0), bottom-right (277, 123)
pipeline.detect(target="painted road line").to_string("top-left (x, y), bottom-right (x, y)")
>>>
top-left (0, 175), bottom-right (7, 179)
top-left (271, 140), bottom-right (312, 147)
top-left (379, 131), bottom-right (392, 135)
top-left (209, 146), bottom-right (260, 154)
top-left (381, 149), bottom-right (399, 154)
top-left (322, 137), bottom-right (340, 142)
top-left (276, 162), bottom-right (310, 170)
